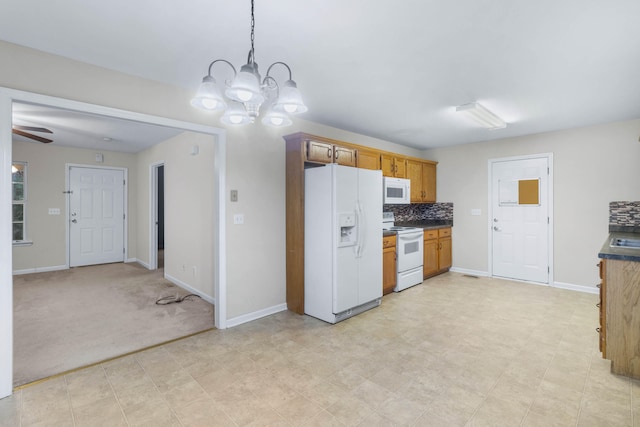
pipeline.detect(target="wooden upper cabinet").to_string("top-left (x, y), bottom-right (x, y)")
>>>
top-left (357, 148), bottom-right (381, 170)
top-left (423, 162), bottom-right (436, 202)
top-left (305, 140), bottom-right (356, 167)
top-left (306, 140), bottom-right (333, 164)
top-left (334, 146), bottom-right (357, 167)
top-left (381, 154), bottom-right (407, 178)
top-left (407, 159), bottom-right (436, 203)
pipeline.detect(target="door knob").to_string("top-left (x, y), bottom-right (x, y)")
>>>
top-left (493, 226), bottom-right (501, 231)
top-left (71, 219), bottom-right (77, 223)
top-left (493, 218), bottom-right (498, 222)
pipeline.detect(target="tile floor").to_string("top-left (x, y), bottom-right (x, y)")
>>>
top-left (1, 272), bottom-right (638, 426)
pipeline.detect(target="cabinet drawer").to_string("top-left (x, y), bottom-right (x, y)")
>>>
top-left (424, 230), bottom-right (438, 240)
top-left (383, 235), bottom-right (397, 248)
top-left (439, 228), bottom-right (451, 238)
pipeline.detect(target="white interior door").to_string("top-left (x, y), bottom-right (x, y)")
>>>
top-left (491, 156), bottom-right (549, 283)
top-left (69, 166), bottom-right (125, 267)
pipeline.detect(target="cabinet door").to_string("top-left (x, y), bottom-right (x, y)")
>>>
top-left (357, 149), bottom-right (381, 170)
top-left (599, 260), bottom-right (606, 358)
top-left (394, 158), bottom-right (407, 178)
top-left (439, 236), bottom-right (452, 270)
top-left (306, 140), bottom-right (333, 163)
top-left (423, 162), bottom-right (437, 203)
top-left (407, 160), bottom-right (424, 202)
top-left (380, 154), bottom-right (395, 177)
top-left (334, 146), bottom-right (357, 167)
top-left (383, 246), bottom-right (396, 295)
top-left (423, 238), bottom-right (438, 278)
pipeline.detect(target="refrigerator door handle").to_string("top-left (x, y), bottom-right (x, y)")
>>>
top-left (355, 202), bottom-right (364, 258)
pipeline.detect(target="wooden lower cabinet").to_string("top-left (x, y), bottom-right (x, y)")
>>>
top-left (598, 260), bottom-right (606, 358)
top-left (383, 235), bottom-right (397, 295)
top-left (600, 257), bottom-right (640, 379)
top-left (424, 227), bottom-right (452, 279)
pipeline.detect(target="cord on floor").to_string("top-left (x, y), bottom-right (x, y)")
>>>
top-left (155, 294), bottom-right (201, 305)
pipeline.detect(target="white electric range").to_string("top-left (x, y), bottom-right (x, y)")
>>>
top-left (382, 212), bottom-right (424, 292)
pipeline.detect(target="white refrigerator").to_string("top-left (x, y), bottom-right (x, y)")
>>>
top-left (304, 164), bottom-right (383, 324)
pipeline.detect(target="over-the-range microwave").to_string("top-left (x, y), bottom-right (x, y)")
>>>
top-left (383, 177), bottom-right (411, 204)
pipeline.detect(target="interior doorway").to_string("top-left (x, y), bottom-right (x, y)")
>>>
top-left (1, 88), bottom-right (228, 398)
top-left (151, 162), bottom-right (165, 270)
top-left (489, 154), bottom-right (553, 284)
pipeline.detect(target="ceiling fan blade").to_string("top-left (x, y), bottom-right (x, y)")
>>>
top-left (12, 128), bottom-right (53, 143)
top-left (12, 124), bottom-right (53, 134)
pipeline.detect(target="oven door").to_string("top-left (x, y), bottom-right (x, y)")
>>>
top-left (396, 230), bottom-right (424, 272)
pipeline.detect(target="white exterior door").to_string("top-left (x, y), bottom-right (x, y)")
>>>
top-left (491, 156), bottom-right (550, 283)
top-left (69, 166), bottom-right (125, 267)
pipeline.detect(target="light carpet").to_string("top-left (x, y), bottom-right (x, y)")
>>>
top-left (13, 262), bottom-right (214, 387)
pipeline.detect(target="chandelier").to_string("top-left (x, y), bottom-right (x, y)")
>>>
top-left (191, 0), bottom-right (307, 127)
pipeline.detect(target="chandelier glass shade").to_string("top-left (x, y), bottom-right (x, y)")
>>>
top-left (191, 0), bottom-right (306, 127)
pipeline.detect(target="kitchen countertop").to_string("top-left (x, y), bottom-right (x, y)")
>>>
top-left (598, 231), bottom-right (640, 262)
top-left (396, 219), bottom-right (453, 230)
top-left (383, 220), bottom-right (453, 236)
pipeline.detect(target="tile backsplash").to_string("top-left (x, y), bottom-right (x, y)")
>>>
top-left (384, 202), bottom-right (453, 222)
top-left (610, 201), bottom-right (640, 227)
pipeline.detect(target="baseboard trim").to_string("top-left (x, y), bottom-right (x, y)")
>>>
top-left (13, 265), bottom-right (68, 275)
top-left (226, 303), bottom-right (288, 328)
top-left (163, 273), bottom-right (216, 305)
top-left (553, 281), bottom-right (599, 295)
top-left (449, 267), bottom-right (489, 277)
top-left (133, 258), bottom-right (150, 269)
top-left (450, 268), bottom-right (598, 295)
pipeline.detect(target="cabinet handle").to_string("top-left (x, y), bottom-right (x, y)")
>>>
top-left (327, 148), bottom-right (332, 159)
top-left (596, 327), bottom-right (601, 333)
top-left (335, 150), bottom-right (339, 160)
top-left (596, 302), bottom-right (601, 308)
top-left (596, 283), bottom-right (601, 288)
top-left (597, 262), bottom-right (601, 267)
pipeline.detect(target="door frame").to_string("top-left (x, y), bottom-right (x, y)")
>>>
top-left (66, 164), bottom-right (128, 268)
top-left (0, 87), bottom-right (227, 399)
top-left (149, 161), bottom-right (164, 270)
top-left (487, 153), bottom-right (554, 285)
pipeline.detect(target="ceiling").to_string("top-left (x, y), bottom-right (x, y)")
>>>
top-left (12, 102), bottom-right (183, 153)
top-left (1, 0), bottom-right (640, 150)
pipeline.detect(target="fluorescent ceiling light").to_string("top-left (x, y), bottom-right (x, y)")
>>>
top-left (456, 102), bottom-right (507, 130)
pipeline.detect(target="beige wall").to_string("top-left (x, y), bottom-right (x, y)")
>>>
top-left (424, 119), bottom-right (640, 289)
top-left (1, 40), bottom-right (419, 320)
top-left (136, 131), bottom-right (217, 298)
top-left (12, 141), bottom-right (137, 271)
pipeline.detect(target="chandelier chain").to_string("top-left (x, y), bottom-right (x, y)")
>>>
top-left (250, 0), bottom-right (255, 62)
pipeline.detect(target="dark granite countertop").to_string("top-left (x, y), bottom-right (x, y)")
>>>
top-left (396, 219), bottom-right (453, 230)
top-left (598, 231), bottom-right (640, 262)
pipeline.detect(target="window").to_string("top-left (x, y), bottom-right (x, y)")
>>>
top-left (12, 162), bottom-right (27, 242)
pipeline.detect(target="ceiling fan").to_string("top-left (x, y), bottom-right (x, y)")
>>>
top-left (12, 124), bottom-right (53, 143)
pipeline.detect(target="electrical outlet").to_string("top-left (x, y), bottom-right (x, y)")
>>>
top-left (471, 209), bottom-right (481, 216)
top-left (48, 208), bottom-right (61, 215)
top-left (233, 214), bottom-right (244, 225)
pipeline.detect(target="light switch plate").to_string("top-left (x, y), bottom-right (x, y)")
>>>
top-left (230, 190), bottom-right (238, 202)
top-left (233, 214), bottom-right (244, 225)
top-left (48, 208), bottom-right (61, 215)
top-left (471, 209), bottom-right (481, 216)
